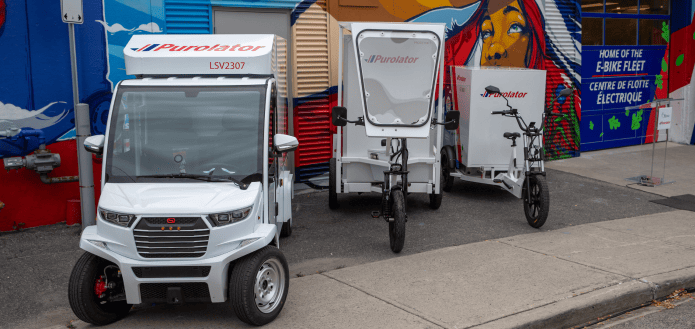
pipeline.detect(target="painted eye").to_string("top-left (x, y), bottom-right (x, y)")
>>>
top-left (508, 24), bottom-right (524, 35)
top-left (482, 30), bottom-right (493, 40)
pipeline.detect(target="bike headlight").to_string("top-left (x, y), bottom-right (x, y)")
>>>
top-left (208, 206), bottom-right (253, 226)
top-left (98, 207), bottom-right (136, 227)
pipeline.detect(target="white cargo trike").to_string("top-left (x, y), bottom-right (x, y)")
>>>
top-left (442, 67), bottom-right (570, 228)
top-left (69, 34), bottom-right (296, 326)
top-left (329, 22), bottom-right (459, 253)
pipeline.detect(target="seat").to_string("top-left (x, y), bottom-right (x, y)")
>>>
top-left (503, 132), bottom-right (521, 139)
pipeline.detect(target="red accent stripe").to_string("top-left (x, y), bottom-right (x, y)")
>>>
top-left (136, 44), bottom-right (151, 52)
top-left (591, 73), bottom-right (648, 78)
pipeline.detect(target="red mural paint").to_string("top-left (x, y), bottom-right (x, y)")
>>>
top-left (0, 0), bottom-right (6, 32)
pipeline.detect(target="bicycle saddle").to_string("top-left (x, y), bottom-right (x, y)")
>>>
top-left (503, 132), bottom-right (521, 139)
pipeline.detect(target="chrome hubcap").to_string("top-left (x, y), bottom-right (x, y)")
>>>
top-left (254, 258), bottom-right (285, 313)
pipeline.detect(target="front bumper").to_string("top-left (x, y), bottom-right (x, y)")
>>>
top-left (79, 223), bottom-right (276, 304)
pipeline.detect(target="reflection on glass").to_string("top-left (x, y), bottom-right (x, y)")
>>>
top-left (605, 18), bottom-right (637, 45)
top-left (107, 86), bottom-right (266, 183)
top-left (640, 0), bottom-right (669, 15)
top-left (606, 0), bottom-right (639, 14)
top-left (581, 0), bottom-right (604, 13)
top-left (582, 18), bottom-right (603, 46)
top-left (357, 31), bottom-right (439, 126)
top-left (640, 19), bottom-right (669, 45)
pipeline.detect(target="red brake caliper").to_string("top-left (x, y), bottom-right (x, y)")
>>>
top-left (95, 275), bottom-right (107, 298)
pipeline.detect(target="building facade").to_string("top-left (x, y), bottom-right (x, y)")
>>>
top-left (1, 0), bottom-right (694, 231)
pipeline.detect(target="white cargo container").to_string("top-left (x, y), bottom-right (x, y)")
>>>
top-left (69, 34), bottom-right (296, 326)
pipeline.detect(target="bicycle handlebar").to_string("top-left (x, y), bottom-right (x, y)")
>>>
top-left (491, 111), bottom-right (508, 115)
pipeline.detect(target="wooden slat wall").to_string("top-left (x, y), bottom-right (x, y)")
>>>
top-left (292, 0), bottom-right (333, 170)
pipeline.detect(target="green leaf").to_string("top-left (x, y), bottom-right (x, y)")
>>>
top-left (676, 54), bottom-right (685, 66)
top-left (608, 116), bottom-right (621, 130)
top-left (662, 58), bottom-right (668, 72)
top-left (589, 121), bottom-right (594, 130)
top-left (600, 132), bottom-right (604, 137)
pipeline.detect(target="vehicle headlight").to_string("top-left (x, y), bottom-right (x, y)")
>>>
top-left (208, 206), bottom-right (253, 226)
top-left (98, 207), bottom-right (136, 227)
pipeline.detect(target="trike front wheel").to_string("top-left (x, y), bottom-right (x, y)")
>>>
top-left (389, 189), bottom-right (406, 253)
top-left (523, 175), bottom-right (549, 228)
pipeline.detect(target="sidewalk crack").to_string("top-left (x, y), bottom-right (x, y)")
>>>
top-left (321, 273), bottom-right (448, 329)
top-left (496, 241), bottom-right (635, 280)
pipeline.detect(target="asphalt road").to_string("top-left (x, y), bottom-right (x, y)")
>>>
top-left (585, 295), bottom-right (695, 328)
top-left (0, 169), bottom-right (674, 329)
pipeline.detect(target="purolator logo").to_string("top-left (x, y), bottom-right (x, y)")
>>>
top-left (131, 44), bottom-right (265, 52)
top-left (364, 55), bottom-right (419, 63)
top-left (481, 91), bottom-right (528, 98)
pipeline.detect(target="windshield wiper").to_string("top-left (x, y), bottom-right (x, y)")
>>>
top-left (138, 173), bottom-right (249, 190)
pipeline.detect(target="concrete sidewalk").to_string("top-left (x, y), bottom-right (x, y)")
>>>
top-left (54, 210), bottom-right (694, 329)
top-left (547, 143), bottom-right (695, 198)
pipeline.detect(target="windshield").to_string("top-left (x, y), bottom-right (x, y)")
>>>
top-left (356, 30), bottom-right (440, 126)
top-left (106, 85), bottom-right (266, 183)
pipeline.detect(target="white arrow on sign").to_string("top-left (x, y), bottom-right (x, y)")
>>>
top-left (61, 0), bottom-right (84, 24)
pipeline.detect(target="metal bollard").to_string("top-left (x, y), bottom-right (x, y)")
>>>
top-left (75, 103), bottom-right (96, 228)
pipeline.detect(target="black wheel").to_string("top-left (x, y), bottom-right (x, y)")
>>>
top-left (230, 246), bottom-right (289, 326)
top-left (428, 168), bottom-right (443, 209)
top-left (68, 252), bottom-right (131, 326)
top-left (329, 158), bottom-right (339, 209)
top-left (389, 189), bottom-right (406, 253)
top-left (441, 154), bottom-right (454, 192)
top-left (523, 175), bottom-right (549, 228)
top-left (280, 218), bottom-right (292, 238)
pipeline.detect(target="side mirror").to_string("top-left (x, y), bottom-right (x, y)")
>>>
top-left (444, 111), bottom-right (460, 131)
top-left (273, 134), bottom-right (299, 153)
top-left (560, 88), bottom-right (573, 97)
top-left (84, 135), bottom-right (105, 155)
top-left (332, 106), bottom-right (347, 127)
top-left (485, 85), bottom-right (501, 95)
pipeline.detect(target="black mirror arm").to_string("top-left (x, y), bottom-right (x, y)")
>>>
top-left (432, 118), bottom-right (457, 126)
top-left (341, 115), bottom-right (365, 126)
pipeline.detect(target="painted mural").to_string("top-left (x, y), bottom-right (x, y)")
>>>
top-left (403, 0), bottom-right (581, 159)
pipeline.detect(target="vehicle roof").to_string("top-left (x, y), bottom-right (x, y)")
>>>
top-left (120, 77), bottom-right (270, 87)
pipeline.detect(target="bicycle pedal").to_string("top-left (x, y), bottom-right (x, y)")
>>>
top-left (493, 179), bottom-right (502, 183)
top-left (371, 211), bottom-right (380, 218)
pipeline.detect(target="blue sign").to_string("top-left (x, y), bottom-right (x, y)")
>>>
top-left (582, 46), bottom-right (665, 78)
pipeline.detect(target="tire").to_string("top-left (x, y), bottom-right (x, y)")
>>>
top-left (428, 166), bottom-right (443, 209)
top-left (68, 252), bottom-right (131, 326)
top-left (523, 175), bottom-right (550, 228)
top-left (280, 218), bottom-right (292, 238)
top-left (441, 154), bottom-right (454, 192)
top-left (329, 158), bottom-right (339, 210)
top-left (389, 189), bottom-right (406, 253)
top-left (230, 246), bottom-right (289, 326)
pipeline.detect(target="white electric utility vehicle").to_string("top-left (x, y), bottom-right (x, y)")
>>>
top-left (330, 22), bottom-right (459, 253)
top-left (68, 34), bottom-right (296, 326)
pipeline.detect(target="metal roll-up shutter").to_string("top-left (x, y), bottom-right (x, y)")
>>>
top-left (544, 0), bottom-right (581, 159)
top-left (292, 0), bottom-right (333, 174)
top-left (164, 0), bottom-right (212, 34)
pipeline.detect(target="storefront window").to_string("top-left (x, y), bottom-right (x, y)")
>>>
top-left (640, 0), bottom-right (669, 15)
top-left (605, 18), bottom-right (637, 45)
top-left (639, 19), bottom-right (669, 45)
top-left (582, 18), bottom-right (603, 45)
top-left (606, 0), bottom-right (639, 14)
top-left (581, 0), bottom-right (604, 13)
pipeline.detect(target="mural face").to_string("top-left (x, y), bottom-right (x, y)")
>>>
top-left (480, 0), bottom-right (530, 67)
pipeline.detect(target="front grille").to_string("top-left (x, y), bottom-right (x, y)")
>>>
top-left (140, 282), bottom-right (211, 303)
top-left (143, 217), bottom-right (199, 225)
top-left (134, 217), bottom-right (209, 258)
top-left (132, 266), bottom-right (211, 278)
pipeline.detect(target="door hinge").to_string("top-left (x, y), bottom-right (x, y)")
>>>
top-left (275, 202), bottom-right (278, 214)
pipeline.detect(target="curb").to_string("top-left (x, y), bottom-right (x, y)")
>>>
top-left (478, 269), bottom-right (695, 329)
